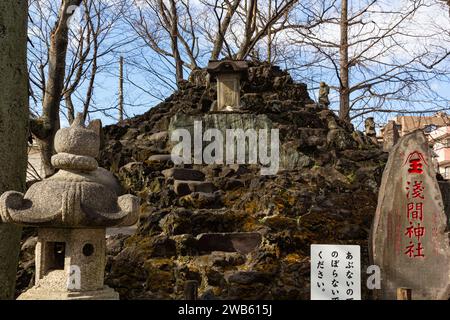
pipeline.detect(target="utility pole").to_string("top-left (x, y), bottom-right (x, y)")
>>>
top-left (118, 56), bottom-right (124, 122)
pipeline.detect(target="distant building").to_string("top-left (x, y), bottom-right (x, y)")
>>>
top-left (381, 112), bottom-right (450, 179)
top-left (383, 112), bottom-right (450, 137)
top-left (430, 126), bottom-right (450, 179)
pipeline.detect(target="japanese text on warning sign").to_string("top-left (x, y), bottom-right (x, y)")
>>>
top-left (311, 244), bottom-right (361, 300)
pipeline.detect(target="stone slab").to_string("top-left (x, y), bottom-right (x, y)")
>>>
top-left (174, 180), bottom-right (216, 195)
top-left (147, 154), bottom-right (173, 162)
top-left (149, 131), bottom-right (168, 142)
top-left (162, 168), bottom-right (205, 181)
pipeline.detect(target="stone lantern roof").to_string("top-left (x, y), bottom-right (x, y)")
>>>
top-left (0, 113), bottom-right (138, 228)
top-left (207, 59), bottom-right (248, 79)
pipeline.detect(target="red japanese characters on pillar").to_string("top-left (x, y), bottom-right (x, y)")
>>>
top-left (403, 151), bottom-right (427, 258)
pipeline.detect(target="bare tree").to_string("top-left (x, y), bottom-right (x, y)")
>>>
top-left (199, 0), bottom-right (298, 60)
top-left (28, 0), bottom-right (130, 176)
top-left (285, 0), bottom-right (450, 124)
top-left (209, 0), bottom-right (241, 60)
top-left (440, 0), bottom-right (450, 14)
top-left (127, 0), bottom-right (200, 88)
top-left (29, 0), bottom-right (82, 177)
top-left (126, 0), bottom-right (297, 92)
top-left (235, 0), bottom-right (298, 59)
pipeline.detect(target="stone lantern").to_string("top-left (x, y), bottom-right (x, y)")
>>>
top-left (0, 114), bottom-right (139, 300)
top-left (207, 60), bottom-right (248, 112)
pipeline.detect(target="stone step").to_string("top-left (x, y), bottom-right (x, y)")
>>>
top-left (178, 192), bottom-right (222, 209)
top-left (174, 180), bottom-right (217, 196)
top-left (162, 168), bottom-right (205, 181)
top-left (222, 164), bottom-right (251, 177)
top-left (223, 178), bottom-right (244, 190)
top-left (147, 154), bottom-right (173, 163)
top-left (207, 252), bottom-right (246, 268)
top-left (226, 271), bottom-right (273, 285)
top-left (260, 214), bottom-right (298, 230)
top-left (196, 232), bottom-right (261, 254)
top-left (148, 131), bottom-right (168, 142)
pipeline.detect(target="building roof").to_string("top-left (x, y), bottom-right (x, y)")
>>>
top-left (429, 126), bottom-right (450, 141)
top-left (381, 113), bottom-right (450, 138)
top-left (395, 114), bottom-right (450, 134)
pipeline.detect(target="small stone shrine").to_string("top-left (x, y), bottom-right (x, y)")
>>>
top-left (371, 130), bottom-right (450, 300)
top-left (0, 114), bottom-right (139, 300)
top-left (207, 59), bottom-right (248, 112)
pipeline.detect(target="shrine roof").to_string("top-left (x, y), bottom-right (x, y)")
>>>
top-left (207, 60), bottom-right (248, 76)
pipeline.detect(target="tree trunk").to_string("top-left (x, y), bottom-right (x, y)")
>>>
top-left (339, 0), bottom-right (350, 123)
top-left (167, 0), bottom-right (183, 86)
top-left (0, 0), bottom-right (29, 300)
top-left (237, 0), bottom-right (257, 59)
top-left (64, 91), bottom-right (75, 124)
top-left (210, 0), bottom-right (241, 60)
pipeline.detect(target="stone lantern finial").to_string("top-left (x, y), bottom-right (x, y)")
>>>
top-left (0, 113), bottom-right (139, 300)
top-left (51, 113), bottom-right (100, 171)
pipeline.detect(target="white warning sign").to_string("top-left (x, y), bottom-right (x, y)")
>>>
top-left (311, 244), bottom-right (361, 300)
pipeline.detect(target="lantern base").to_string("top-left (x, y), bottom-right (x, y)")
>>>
top-left (17, 285), bottom-right (119, 300)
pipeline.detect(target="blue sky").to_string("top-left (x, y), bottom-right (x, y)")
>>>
top-left (28, 0), bottom-right (450, 133)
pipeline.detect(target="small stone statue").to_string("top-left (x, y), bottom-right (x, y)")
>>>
top-left (365, 117), bottom-right (376, 136)
top-left (318, 82), bottom-right (330, 107)
top-left (365, 117), bottom-right (378, 144)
